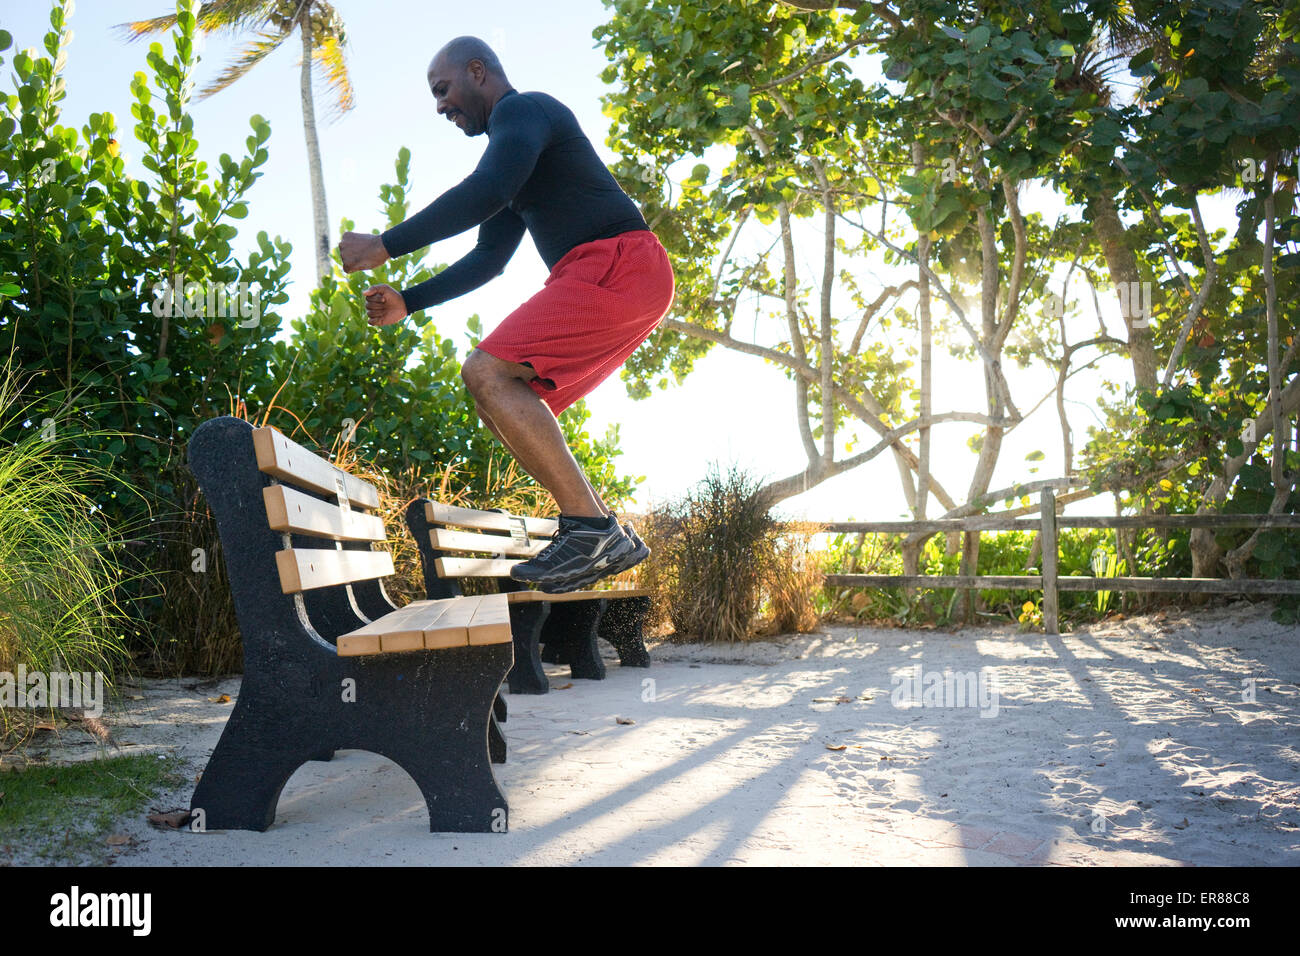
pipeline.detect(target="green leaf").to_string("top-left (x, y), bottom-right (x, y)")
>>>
top-left (898, 174), bottom-right (925, 196)
top-left (1129, 47), bottom-right (1154, 71)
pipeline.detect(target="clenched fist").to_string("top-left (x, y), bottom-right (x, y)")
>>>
top-left (339, 231), bottom-right (390, 273)
top-left (364, 285), bottom-right (407, 326)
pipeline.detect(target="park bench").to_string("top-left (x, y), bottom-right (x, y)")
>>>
top-left (407, 500), bottom-right (653, 694)
top-left (186, 415), bottom-right (513, 833)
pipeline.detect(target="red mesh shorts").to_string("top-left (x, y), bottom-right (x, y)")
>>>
top-left (476, 229), bottom-right (675, 415)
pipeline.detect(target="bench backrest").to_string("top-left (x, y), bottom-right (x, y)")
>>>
top-left (251, 425), bottom-right (393, 593)
top-left (407, 499), bottom-right (558, 599)
top-left (187, 416), bottom-right (400, 655)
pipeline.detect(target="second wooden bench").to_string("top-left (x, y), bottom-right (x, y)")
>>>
top-left (406, 500), bottom-right (653, 694)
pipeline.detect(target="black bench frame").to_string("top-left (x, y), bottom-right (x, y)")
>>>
top-left (187, 416), bottom-right (512, 833)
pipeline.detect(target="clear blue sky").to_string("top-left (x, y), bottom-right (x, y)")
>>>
top-left (7, 1), bottom-right (1221, 520)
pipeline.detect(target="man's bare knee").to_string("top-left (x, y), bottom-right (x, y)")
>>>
top-left (462, 348), bottom-right (534, 399)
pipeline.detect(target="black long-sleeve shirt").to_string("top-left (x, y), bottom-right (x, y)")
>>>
top-left (381, 89), bottom-right (648, 314)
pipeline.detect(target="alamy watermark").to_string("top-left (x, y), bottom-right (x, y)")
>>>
top-left (890, 664), bottom-right (1000, 717)
top-left (148, 278), bottom-right (261, 327)
top-left (0, 666), bottom-right (105, 718)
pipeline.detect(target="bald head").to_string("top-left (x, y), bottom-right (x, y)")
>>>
top-left (430, 36), bottom-right (506, 81)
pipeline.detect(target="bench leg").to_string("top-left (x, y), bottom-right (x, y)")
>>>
top-left (493, 690), bottom-right (507, 723)
top-left (190, 693), bottom-right (322, 832)
top-left (543, 601), bottom-right (606, 681)
top-left (507, 601), bottom-right (550, 695)
top-left (489, 713), bottom-right (506, 764)
top-left (347, 646), bottom-right (512, 833)
top-left (597, 596), bottom-right (652, 668)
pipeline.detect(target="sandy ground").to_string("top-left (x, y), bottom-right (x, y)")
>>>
top-left (4, 601), bottom-right (1298, 866)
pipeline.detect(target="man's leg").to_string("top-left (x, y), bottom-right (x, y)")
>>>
top-left (461, 349), bottom-right (606, 518)
top-left (477, 404), bottom-right (612, 516)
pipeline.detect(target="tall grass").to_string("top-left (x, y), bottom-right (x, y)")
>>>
top-left (0, 358), bottom-right (149, 735)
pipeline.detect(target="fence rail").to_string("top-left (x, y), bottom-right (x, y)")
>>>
top-left (817, 491), bottom-right (1300, 634)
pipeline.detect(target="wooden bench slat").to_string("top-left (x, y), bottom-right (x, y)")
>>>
top-left (338, 600), bottom-right (456, 656)
top-left (263, 485), bottom-right (386, 542)
top-left (337, 595), bottom-right (511, 656)
top-left (275, 547), bottom-right (395, 593)
top-left (340, 598), bottom-right (451, 637)
top-left (420, 596), bottom-right (480, 649)
top-left (435, 556), bottom-right (520, 578)
top-left (467, 594), bottom-right (512, 645)
top-left (428, 526), bottom-right (546, 558)
top-left (426, 501), bottom-right (557, 537)
top-left (253, 426), bottom-right (381, 510)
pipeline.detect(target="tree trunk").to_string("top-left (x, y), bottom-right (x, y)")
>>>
top-left (300, 5), bottom-right (331, 285)
top-left (1088, 188), bottom-right (1157, 391)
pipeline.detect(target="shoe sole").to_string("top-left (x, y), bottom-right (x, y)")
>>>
top-left (546, 539), bottom-right (650, 593)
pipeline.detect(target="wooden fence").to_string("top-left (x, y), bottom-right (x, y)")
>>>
top-left (820, 489), bottom-right (1300, 634)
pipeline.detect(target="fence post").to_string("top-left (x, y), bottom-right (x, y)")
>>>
top-left (1040, 487), bottom-right (1059, 635)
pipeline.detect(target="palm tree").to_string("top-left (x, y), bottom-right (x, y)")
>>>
top-left (117, 0), bottom-right (354, 285)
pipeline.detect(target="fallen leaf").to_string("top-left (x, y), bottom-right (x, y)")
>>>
top-left (70, 715), bottom-right (111, 742)
top-left (105, 833), bottom-right (132, 846)
top-left (128, 695), bottom-right (145, 701)
top-left (1142, 645), bottom-right (1158, 651)
top-left (554, 683), bottom-right (573, 690)
top-left (208, 694), bottom-right (232, 704)
top-left (825, 744), bottom-right (847, 751)
top-left (813, 696), bottom-right (853, 704)
top-left (615, 717), bottom-right (635, 725)
top-left (1173, 817), bottom-right (1190, 830)
top-left (147, 809), bottom-right (191, 830)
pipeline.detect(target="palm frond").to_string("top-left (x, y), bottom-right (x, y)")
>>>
top-left (116, 1), bottom-right (299, 43)
top-left (311, 31), bottom-right (355, 120)
top-left (196, 30), bottom-right (290, 100)
top-left (195, 0), bottom-right (283, 36)
top-left (113, 14), bottom-right (181, 43)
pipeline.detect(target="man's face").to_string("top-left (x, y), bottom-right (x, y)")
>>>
top-left (428, 55), bottom-right (487, 137)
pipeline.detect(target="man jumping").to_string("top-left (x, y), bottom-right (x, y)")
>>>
top-left (339, 36), bottom-right (673, 593)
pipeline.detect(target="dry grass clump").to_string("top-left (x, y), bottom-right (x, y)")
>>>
top-left (635, 466), bottom-right (824, 643)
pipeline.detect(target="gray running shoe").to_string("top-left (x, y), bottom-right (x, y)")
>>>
top-left (555, 520), bottom-right (651, 592)
top-left (510, 516), bottom-right (635, 591)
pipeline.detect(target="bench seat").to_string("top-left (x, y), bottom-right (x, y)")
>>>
top-left (337, 594), bottom-right (512, 656)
